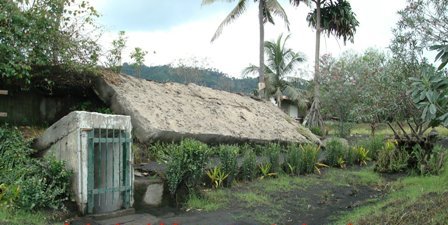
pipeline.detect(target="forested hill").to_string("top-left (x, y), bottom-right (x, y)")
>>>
top-left (121, 63), bottom-right (257, 94)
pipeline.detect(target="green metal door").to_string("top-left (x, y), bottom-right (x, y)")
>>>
top-left (87, 128), bottom-right (132, 214)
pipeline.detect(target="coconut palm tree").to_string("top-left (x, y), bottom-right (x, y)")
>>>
top-left (290, 0), bottom-right (359, 129)
top-left (243, 34), bottom-right (307, 109)
top-left (202, 0), bottom-right (290, 99)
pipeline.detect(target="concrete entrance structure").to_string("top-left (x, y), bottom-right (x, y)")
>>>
top-left (35, 111), bottom-right (133, 214)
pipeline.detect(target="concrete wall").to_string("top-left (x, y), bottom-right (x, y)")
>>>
top-left (42, 111), bottom-right (133, 214)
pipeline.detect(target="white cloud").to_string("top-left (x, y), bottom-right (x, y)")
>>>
top-left (97, 0), bottom-right (407, 78)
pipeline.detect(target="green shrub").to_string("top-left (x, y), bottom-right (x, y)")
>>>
top-left (285, 144), bottom-right (303, 175)
top-left (165, 139), bottom-right (209, 195)
top-left (335, 122), bottom-right (352, 138)
top-left (0, 126), bottom-right (72, 211)
top-left (325, 139), bottom-right (347, 167)
top-left (310, 127), bottom-right (324, 136)
top-left (265, 143), bottom-right (281, 174)
top-left (375, 140), bottom-right (409, 173)
top-left (300, 144), bottom-right (320, 174)
top-left (345, 147), bottom-right (359, 166)
top-left (359, 135), bottom-right (384, 160)
top-left (241, 149), bottom-right (257, 181)
top-left (412, 145), bottom-right (446, 175)
top-left (218, 145), bottom-right (239, 187)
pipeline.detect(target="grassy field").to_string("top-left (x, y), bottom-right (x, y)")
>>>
top-left (326, 122), bottom-right (448, 137)
top-left (185, 166), bottom-right (385, 224)
top-left (335, 167), bottom-right (448, 224)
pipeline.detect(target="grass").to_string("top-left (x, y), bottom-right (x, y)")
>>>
top-left (185, 189), bottom-right (229, 212)
top-left (326, 122), bottom-right (448, 137)
top-left (334, 167), bottom-right (448, 225)
top-left (325, 166), bottom-right (383, 186)
top-left (235, 192), bottom-right (270, 208)
top-left (0, 209), bottom-right (51, 225)
top-left (252, 175), bottom-right (315, 193)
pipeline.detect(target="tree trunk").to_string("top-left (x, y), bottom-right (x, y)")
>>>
top-left (258, 0), bottom-right (266, 99)
top-left (277, 87), bottom-right (282, 108)
top-left (371, 122), bottom-right (377, 137)
top-left (304, 0), bottom-right (324, 129)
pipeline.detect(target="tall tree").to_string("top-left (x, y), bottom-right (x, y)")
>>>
top-left (130, 47), bottom-right (148, 78)
top-left (290, 0), bottom-right (359, 129)
top-left (243, 34), bottom-right (307, 108)
top-left (202, 0), bottom-right (290, 99)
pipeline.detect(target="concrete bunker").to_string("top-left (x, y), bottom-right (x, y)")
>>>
top-left (35, 111), bottom-right (134, 215)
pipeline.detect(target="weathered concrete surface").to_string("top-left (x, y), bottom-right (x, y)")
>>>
top-left (36, 111), bottom-right (133, 214)
top-left (134, 176), bottom-right (164, 208)
top-left (94, 72), bottom-right (320, 145)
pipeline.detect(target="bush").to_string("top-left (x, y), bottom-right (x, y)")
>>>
top-left (310, 127), bottom-right (324, 136)
top-left (345, 147), bottom-right (359, 166)
top-left (412, 145), bottom-right (446, 175)
top-left (375, 140), bottom-right (409, 173)
top-left (0, 126), bottom-right (72, 211)
top-left (285, 144), bottom-right (303, 175)
top-left (359, 135), bottom-right (384, 160)
top-left (300, 144), bottom-right (320, 174)
top-left (325, 139), bottom-right (347, 167)
top-left (265, 143), bottom-right (281, 174)
top-left (165, 139), bottom-right (209, 195)
top-left (241, 149), bottom-right (257, 181)
top-left (218, 145), bottom-right (239, 187)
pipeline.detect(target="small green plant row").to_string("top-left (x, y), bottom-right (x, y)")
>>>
top-left (162, 139), bottom-right (327, 195)
top-left (325, 138), bottom-right (372, 168)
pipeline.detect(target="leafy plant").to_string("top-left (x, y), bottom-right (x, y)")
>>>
top-left (241, 149), bottom-right (257, 181)
top-left (412, 145), bottom-right (446, 175)
top-left (265, 143), bottom-right (281, 174)
top-left (358, 135), bottom-right (384, 160)
top-left (301, 144), bottom-right (321, 174)
top-left (337, 157), bottom-right (346, 169)
top-left (218, 145), bottom-right (239, 187)
top-left (356, 146), bottom-right (370, 166)
top-left (206, 166), bottom-right (229, 189)
top-left (325, 139), bottom-right (347, 167)
top-left (375, 140), bottom-right (409, 173)
top-left (345, 147), bottom-right (359, 166)
top-left (259, 162), bottom-right (277, 180)
top-left (285, 144), bottom-right (302, 175)
top-left (310, 127), bottom-right (324, 136)
top-left (165, 139), bottom-right (209, 195)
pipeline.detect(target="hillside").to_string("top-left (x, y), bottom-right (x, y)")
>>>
top-left (121, 64), bottom-right (257, 94)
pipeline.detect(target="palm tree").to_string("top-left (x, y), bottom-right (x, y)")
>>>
top-left (290, 0), bottom-right (359, 129)
top-left (202, 0), bottom-right (290, 99)
top-left (243, 34), bottom-right (307, 109)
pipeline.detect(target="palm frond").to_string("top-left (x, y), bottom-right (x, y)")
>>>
top-left (242, 64), bottom-right (259, 76)
top-left (266, 0), bottom-right (290, 30)
top-left (283, 85), bottom-right (309, 109)
top-left (211, 0), bottom-right (248, 42)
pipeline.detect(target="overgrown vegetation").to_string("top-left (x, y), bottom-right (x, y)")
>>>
top-left (0, 126), bottom-right (71, 211)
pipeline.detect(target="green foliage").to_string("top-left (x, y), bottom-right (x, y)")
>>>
top-left (0, 126), bottom-right (71, 211)
top-left (0, 0), bottom-right (100, 81)
top-left (285, 144), bottom-right (303, 175)
top-left (300, 144), bottom-right (320, 174)
top-left (258, 162), bottom-right (276, 179)
top-left (218, 145), bottom-right (239, 187)
top-left (412, 145), bottom-right (446, 175)
top-left (121, 64), bottom-right (258, 94)
top-left (431, 44), bottom-right (448, 70)
top-left (106, 31), bottom-right (127, 73)
top-left (324, 139), bottom-right (347, 167)
top-left (344, 147), bottom-right (358, 166)
top-left (375, 140), bottom-right (409, 173)
top-left (165, 139), bottom-right (209, 195)
top-left (310, 127), bottom-right (324, 136)
top-left (130, 47), bottom-right (148, 78)
top-left (264, 143), bottom-right (281, 174)
top-left (241, 149), bottom-right (257, 181)
top-left (306, 0), bottom-right (359, 44)
top-left (358, 135), bottom-right (384, 160)
top-left (410, 66), bottom-right (448, 127)
top-left (206, 166), bottom-right (229, 189)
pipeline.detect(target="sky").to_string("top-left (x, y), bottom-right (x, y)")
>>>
top-left (91, 0), bottom-right (407, 79)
